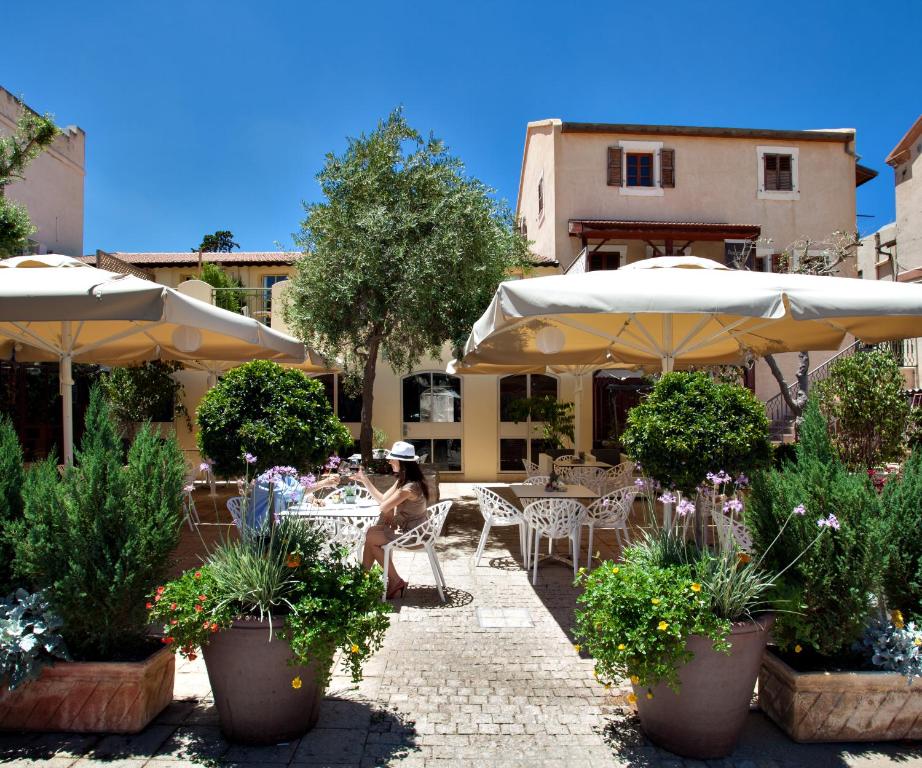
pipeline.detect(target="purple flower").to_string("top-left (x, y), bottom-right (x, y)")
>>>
top-left (817, 514), bottom-right (840, 530)
top-left (199, 462), bottom-right (210, 472)
top-left (324, 455), bottom-right (342, 470)
top-left (676, 499), bottom-right (696, 517)
top-left (793, 504), bottom-right (807, 516)
top-left (723, 498), bottom-right (744, 515)
top-left (258, 465), bottom-right (299, 484)
top-left (735, 473), bottom-right (749, 487)
top-left (634, 478), bottom-right (646, 488)
top-left (299, 474), bottom-right (316, 489)
top-left (244, 452), bottom-right (257, 465)
top-left (658, 492), bottom-right (677, 505)
top-left (634, 462), bottom-right (642, 471)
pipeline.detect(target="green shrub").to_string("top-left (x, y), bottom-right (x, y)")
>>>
top-left (0, 588), bottom-right (70, 690)
top-left (98, 361), bottom-right (189, 432)
top-left (621, 372), bottom-right (772, 493)
top-left (905, 408), bottom-right (922, 452)
top-left (815, 348), bottom-right (909, 471)
top-left (200, 262), bottom-right (247, 314)
top-left (879, 448), bottom-right (922, 620)
top-left (772, 442), bottom-right (798, 469)
top-left (197, 360), bottom-right (352, 476)
top-left (0, 415), bottom-right (24, 592)
top-left (12, 387), bottom-right (185, 660)
top-left (745, 399), bottom-right (883, 657)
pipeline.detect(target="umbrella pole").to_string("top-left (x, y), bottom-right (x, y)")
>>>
top-left (60, 321), bottom-right (74, 465)
top-left (574, 372), bottom-right (583, 455)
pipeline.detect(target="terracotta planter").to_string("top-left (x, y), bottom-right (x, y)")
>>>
top-left (633, 614), bottom-right (773, 759)
top-left (759, 649), bottom-right (922, 742)
top-left (0, 644), bottom-right (174, 733)
top-left (202, 617), bottom-right (331, 745)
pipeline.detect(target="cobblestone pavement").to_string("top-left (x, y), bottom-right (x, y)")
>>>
top-left (2, 483), bottom-right (920, 768)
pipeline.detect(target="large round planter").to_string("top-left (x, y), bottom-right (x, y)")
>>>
top-left (759, 648), bottom-right (922, 742)
top-left (202, 617), bottom-right (331, 745)
top-left (633, 613), bottom-right (773, 759)
top-left (0, 644), bottom-right (174, 733)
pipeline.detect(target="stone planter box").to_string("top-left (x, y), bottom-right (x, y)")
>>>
top-left (0, 645), bottom-right (174, 734)
top-left (759, 649), bottom-right (922, 742)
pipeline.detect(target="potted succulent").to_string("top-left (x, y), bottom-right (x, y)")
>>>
top-left (749, 399), bottom-right (922, 742)
top-left (148, 488), bottom-right (390, 744)
top-left (0, 388), bottom-right (185, 733)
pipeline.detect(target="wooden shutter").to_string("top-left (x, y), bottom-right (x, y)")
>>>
top-left (778, 154), bottom-right (793, 190)
top-left (607, 147), bottom-right (622, 186)
top-left (660, 148), bottom-right (675, 187)
top-left (764, 154), bottom-right (778, 190)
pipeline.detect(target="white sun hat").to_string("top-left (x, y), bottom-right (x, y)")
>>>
top-left (385, 441), bottom-right (421, 462)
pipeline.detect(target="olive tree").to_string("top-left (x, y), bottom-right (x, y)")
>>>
top-left (285, 110), bottom-right (530, 459)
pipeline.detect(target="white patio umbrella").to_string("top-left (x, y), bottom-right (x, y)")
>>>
top-left (458, 256), bottom-right (922, 374)
top-left (0, 255), bottom-right (307, 463)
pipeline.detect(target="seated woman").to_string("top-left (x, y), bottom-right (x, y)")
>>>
top-left (354, 441), bottom-right (429, 599)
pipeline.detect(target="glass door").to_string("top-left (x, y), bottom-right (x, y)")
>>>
top-left (498, 373), bottom-right (558, 472)
top-left (401, 372), bottom-right (462, 471)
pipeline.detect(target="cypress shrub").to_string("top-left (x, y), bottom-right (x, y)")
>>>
top-left (0, 414), bottom-right (24, 592)
top-left (12, 386), bottom-right (185, 660)
top-left (746, 398), bottom-right (883, 658)
top-left (879, 448), bottom-right (922, 620)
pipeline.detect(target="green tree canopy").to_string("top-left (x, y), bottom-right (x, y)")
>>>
top-left (0, 104), bottom-right (59, 257)
top-left (199, 262), bottom-right (246, 313)
top-left (194, 230), bottom-right (239, 253)
top-left (285, 109), bottom-right (531, 458)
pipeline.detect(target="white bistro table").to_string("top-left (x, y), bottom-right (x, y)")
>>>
top-left (282, 500), bottom-right (381, 559)
top-left (553, 459), bottom-right (612, 470)
top-left (509, 484), bottom-right (599, 573)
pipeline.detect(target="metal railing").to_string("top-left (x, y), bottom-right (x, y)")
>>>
top-left (210, 287), bottom-right (273, 324)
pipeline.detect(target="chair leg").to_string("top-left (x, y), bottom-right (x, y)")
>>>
top-left (381, 547), bottom-right (391, 602)
top-left (571, 532), bottom-right (580, 578)
top-left (518, 522), bottom-right (527, 568)
top-left (473, 520), bottom-right (491, 566)
top-left (425, 545), bottom-right (445, 602)
top-left (432, 545), bottom-right (447, 589)
top-left (532, 529), bottom-right (541, 585)
top-left (587, 526), bottom-right (594, 569)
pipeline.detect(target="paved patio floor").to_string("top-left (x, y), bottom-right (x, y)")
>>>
top-left (1, 483), bottom-right (920, 767)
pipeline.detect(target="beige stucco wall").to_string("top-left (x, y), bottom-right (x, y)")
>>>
top-left (0, 88), bottom-right (85, 257)
top-left (893, 137), bottom-right (922, 271)
top-left (856, 222), bottom-right (897, 280)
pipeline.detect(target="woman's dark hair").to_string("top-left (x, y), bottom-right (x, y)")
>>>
top-left (397, 460), bottom-right (429, 502)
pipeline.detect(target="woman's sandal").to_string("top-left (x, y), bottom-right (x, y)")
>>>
top-left (386, 578), bottom-right (408, 600)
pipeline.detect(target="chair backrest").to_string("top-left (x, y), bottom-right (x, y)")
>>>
top-left (522, 475), bottom-right (550, 486)
top-left (558, 465), bottom-right (606, 493)
top-left (522, 498), bottom-right (586, 538)
top-left (390, 500), bottom-right (453, 549)
top-left (586, 486), bottom-right (639, 523)
top-left (521, 458), bottom-right (540, 477)
top-left (226, 496), bottom-right (244, 529)
top-left (713, 509), bottom-right (753, 553)
top-left (600, 461), bottom-right (634, 492)
top-left (473, 485), bottom-right (521, 523)
top-left (552, 454), bottom-right (579, 468)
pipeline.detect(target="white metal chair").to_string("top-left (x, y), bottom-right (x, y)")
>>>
top-left (521, 458), bottom-right (540, 478)
top-left (557, 465), bottom-right (607, 494)
top-left (582, 486), bottom-right (639, 567)
top-left (713, 508), bottom-right (753, 553)
top-left (336, 483), bottom-right (374, 502)
top-left (598, 461), bottom-right (635, 496)
top-left (382, 501), bottom-right (452, 602)
top-left (226, 496), bottom-right (244, 530)
top-left (552, 454), bottom-right (580, 469)
top-left (472, 486), bottom-right (527, 567)
top-left (522, 475), bottom-right (550, 486)
top-left (521, 498), bottom-right (586, 585)
top-left (181, 482), bottom-right (200, 531)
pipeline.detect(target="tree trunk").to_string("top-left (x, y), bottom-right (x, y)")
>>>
top-left (359, 333), bottom-right (382, 463)
top-left (764, 352), bottom-right (810, 418)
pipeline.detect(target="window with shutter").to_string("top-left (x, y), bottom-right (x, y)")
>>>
top-left (763, 153), bottom-right (794, 191)
top-left (607, 147), bottom-right (622, 187)
top-left (660, 148), bottom-right (675, 188)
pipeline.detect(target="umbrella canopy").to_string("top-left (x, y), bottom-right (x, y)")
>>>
top-left (459, 257), bottom-right (922, 374)
top-left (0, 255), bottom-right (308, 463)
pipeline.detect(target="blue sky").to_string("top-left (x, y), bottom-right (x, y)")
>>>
top-left (2, 0), bottom-right (916, 253)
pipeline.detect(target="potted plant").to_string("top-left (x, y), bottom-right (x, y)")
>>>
top-left (98, 360), bottom-right (192, 440)
top-left (0, 387), bottom-right (185, 733)
top-left (506, 395), bottom-right (575, 459)
top-left (148, 501), bottom-right (390, 744)
top-left (749, 399), bottom-right (922, 742)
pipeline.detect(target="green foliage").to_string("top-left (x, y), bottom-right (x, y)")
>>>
top-left (0, 198), bottom-right (35, 257)
top-left (745, 399), bottom-right (883, 657)
top-left (286, 109), bottom-right (531, 458)
top-left (506, 396), bottom-right (574, 449)
top-left (0, 104), bottom-right (59, 257)
top-left (0, 588), bottom-right (70, 690)
top-left (12, 387), bottom-right (185, 660)
top-left (772, 442), bottom-right (798, 469)
top-left (98, 361), bottom-right (188, 431)
top-left (0, 415), bottom-right (24, 592)
top-left (905, 408), bottom-right (922, 451)
top-left (195, 230), bottom-right (239, 253)
top-left (879, 448), bottom-right (922, 620)
top-left (622, 372), bottom-right (772, 493)
top-left (199, 262), bottom-right (247, 314)
top-left (196, 360), bottom-right (352, 476)
top-left (149, 518), bottom-right (390, 685)
top-left (815, 349), bottom-right (909, 471)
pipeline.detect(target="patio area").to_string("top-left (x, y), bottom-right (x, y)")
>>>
top-left (1, 484), bottom-right (920, 768)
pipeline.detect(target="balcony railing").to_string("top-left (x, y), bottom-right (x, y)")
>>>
top-left (210, 287), bottom-right (273, 324)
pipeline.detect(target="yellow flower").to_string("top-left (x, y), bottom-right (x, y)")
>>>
top-left (657, 621), bottom-right (669, 631)
top-left (690, 583), bottom-right (702, 593)
top-left (646, 692), bottom-right (654, 700)
top-left (603, 683), bottom-right (611, 690)
top-left (794, 644), bottom-right (802, 653)
top-left (612, 566), bottom-right (620, 574)
top-left (630, 675), bottom-right (640, 685)
top-left (892, 609), bottom-right (905, 630)
top-left (350, 644), bottom-right (360, 654)
top-left (573, 644), bottom-right (581, 653)
top-left (291, 676), bottom-right (302, 690)
top-left (914, 638), bottom-right (921, 647)
top-left (651, 598), bottom-right (661, 605)
top-left (617, 643), bottom-right (626, 651)
top-left (626, 693), bottom-right (637, 704)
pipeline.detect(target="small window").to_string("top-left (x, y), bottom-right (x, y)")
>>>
top-left (763, 153), bottom-right (793, 191)
top-left (537, 177), bottom-right (544, 216)
top-left (625, 153), bottom-right (654, 187)
top-left (588, 251), bottom-right (623, 271)
top-left (403, 373), bottom-right (461, 423)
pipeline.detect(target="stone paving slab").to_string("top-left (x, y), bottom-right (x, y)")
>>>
top-left (1, 484), bottom-right (921, 767)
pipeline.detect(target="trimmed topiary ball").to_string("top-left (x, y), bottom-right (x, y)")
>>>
top-left (196, 360), bottom-right (352, 476)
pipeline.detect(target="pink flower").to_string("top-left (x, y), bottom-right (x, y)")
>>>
top-left (723, 498), bottom-right (744, 515)
top-left (244, 453), bottom-right (257, 465)
top-left (199, 462), bottom-right (210, 472)
top-left (676, 499), bottom-right (696, 517)
top-left (817, 514), bottom-right (840, 530)
top-left (792, 504), bottom-right (806, 516)
top-left (658, 492), bottom-right (677, 505)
